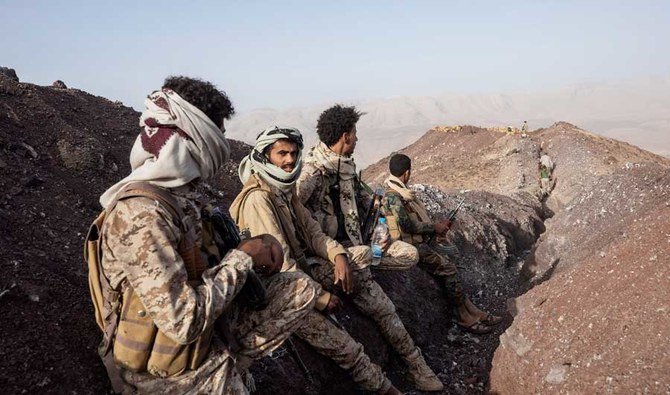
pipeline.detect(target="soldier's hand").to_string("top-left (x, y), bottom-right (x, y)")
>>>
top-left (333, 254), bottom-right (354, 294)
top-left (379, 233), bottom-right (391, 252)
top-left (237, 234), bottom-right (283, 276)
top-left (326, 294), bottom-right (343, 313)
top-left (434, 219), bottom-right (452, 235)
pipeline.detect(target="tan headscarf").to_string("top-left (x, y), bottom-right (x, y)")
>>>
top-left (100, 89), bottom-right (230, 208)
top-left (384, 174), bottom-right (431, 223)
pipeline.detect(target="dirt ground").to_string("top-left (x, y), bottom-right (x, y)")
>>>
top-left (3, 74), bottom-right (665, 394)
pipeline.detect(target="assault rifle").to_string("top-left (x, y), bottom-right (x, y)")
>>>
top-left (361, 187), bottom-right (385, 244)
top-left (208, 207), bottom-right (243, 257)
top-left (429, 197), bottom-right (465, 257)
top-left (203, 206), bottom-right (266, 311)
top-left (446, 197), bottom-right (466, 222)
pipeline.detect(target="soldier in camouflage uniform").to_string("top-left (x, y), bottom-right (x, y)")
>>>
top-left (297, 105), bottom-right (419, 271)
top-left (231, 126), bottom-right (442, 392)
top-left (96, 77), bottom-right (325, 394)
top-left (382, 154), bottom-right (503, 334)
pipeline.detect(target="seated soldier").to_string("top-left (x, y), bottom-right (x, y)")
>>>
top-left (382, 154), bottom-right (503, 334)
top-left (230, 127), bottom-right (443, 392)
top-left (297, 104), bottom-right (419, 270)
top-left (94, 77), bottom-right (322, 394)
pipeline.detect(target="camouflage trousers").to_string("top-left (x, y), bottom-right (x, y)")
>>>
top-left (292, 306), bottom-right (390, 392)
top-left (120, 271), bottom-right (318, 395)
top-left (416, 243), bottom-right (464, 306)
top-left (308, 245), bottom-right (420, 363)
top-left (375, 240), bottom-right (420, 270)
top-left (338, 239), bottom-right (419, 271)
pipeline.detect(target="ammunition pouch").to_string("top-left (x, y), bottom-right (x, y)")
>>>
top-left (113, 286), bottom-right (214, 377)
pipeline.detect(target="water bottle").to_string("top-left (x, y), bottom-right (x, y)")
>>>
top-left (370, 217), bottom-right (389, 266)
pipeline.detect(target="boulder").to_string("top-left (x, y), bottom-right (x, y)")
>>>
top-left (52, 80), bottom-right (67, 89)
top-left (0, 66), bottom-right (19, 82)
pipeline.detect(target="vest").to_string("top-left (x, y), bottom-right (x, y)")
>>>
top-left (85, 183), bottom-right (214, 382)
top-left (231, 175), bottom-right (311, 272)
top-left (383, 189), bottom-right (425, 245)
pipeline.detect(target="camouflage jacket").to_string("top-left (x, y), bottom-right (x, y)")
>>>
top-left (101, 186), bottom-right (252, 345)
top-left (297, 162), bottom-right (371, 244)
top-left (382, 190), bottom-right (435, 237)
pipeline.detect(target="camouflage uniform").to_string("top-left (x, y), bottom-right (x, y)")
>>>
top-left (297, 162), bottom-right (419, 270)
top-left (382, 192), bottom-right (464, 306)
top-left (231, 174), bottom-right (422, 389)
top-left (101, 186), bottom-right (320, 394)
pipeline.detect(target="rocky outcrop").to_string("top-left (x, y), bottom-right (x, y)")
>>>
top-left (491, 196), bottom-right (670, 393)
top-left (365, 121), bottom-right (670, 393)
top-left (0, 66), bottom-right (19, 82)
top-left (490, 124), bottom-right (670, 394)
top-left (52, 80), bottom-right (67, 89)
top-left (364, 125), bottom-right (545, 199)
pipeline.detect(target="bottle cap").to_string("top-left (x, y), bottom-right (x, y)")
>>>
top-left (379, 217), bottom-right (386, 224)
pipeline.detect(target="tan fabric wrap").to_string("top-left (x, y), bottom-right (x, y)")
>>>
top-left (230, 174), bottom-right (346, 268)
top-left (87, 182), bottom-right (214, 378)
top-left (230, 174), bottom-right (342, 308)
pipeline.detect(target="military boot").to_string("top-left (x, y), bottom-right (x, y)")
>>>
top-left (404, 348), bottom-right (444, 391)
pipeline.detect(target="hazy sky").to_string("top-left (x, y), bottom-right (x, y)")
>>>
top-left (1, 1), bottom-right (668, 112)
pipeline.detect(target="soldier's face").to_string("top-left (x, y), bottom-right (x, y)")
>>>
top-left (342, 125), bottom-right (358, 156)
top-left (268, 140), bottom-right (299, 172)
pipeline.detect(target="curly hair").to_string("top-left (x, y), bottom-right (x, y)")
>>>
top-left (316, 104), bottom-right (362, 147)
top-left (162, 76), bottom-right (235, 126)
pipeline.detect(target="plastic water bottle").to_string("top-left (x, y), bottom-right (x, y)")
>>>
top-left (370, 218), bottom-right (389, 266)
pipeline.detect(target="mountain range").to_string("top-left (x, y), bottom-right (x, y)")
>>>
top-left (227, 76), bottom-right (670, 167)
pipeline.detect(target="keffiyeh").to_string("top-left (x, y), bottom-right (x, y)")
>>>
top-left (238, 126), bottom-right (304, 192)
top-left (100, 89), bottom-right (230, 208)
top-left (384, 174), bottom-right (431, 223)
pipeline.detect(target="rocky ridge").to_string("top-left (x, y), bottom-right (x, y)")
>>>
top-left (2, 70), bottom-right (667, 394)
top-left (363, 122), bottom-right (670, 393)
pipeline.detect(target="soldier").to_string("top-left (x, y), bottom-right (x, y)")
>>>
top-left (539, 153), bottom-right (555, 197)
top-left (95, 76), bottom-right (326, 394)
top-left (230, 126), bottom-right (443, 392)
top-left (382, 153), bottom-right (503, 334)
top-left (297, 104), bottom-right (419, 270)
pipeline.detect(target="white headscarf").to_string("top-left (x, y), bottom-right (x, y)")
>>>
top-left (99, 89), bottom-right (230, 208)
top-left (238, 126), bottom-right (304, 192)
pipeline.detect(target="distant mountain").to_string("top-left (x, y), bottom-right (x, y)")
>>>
top-left (227, 77), bottom-right (670, 167)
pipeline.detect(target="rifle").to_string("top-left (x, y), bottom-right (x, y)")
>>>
top-left (446, 198), bottom-right (466, 222)
top-left (429, 197), bottom-right (465, 257)
top-left (208, 207), bottom-right (243, 257)
top-left (361, 188), bottom-right (384, 244)
top-left (203, 206), bottom-right (267, 310)
top-left (286, 336), bottom-right (314, 384)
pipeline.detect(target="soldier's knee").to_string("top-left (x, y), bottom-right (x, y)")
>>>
top-left (271, 271), bottom-right (319, 309)
top-left (390, 241), bottom-right (419, 266)
top-left (347, 246), bottom-right (372, 270)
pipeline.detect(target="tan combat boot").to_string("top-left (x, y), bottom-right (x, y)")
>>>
top-left (404, 348), bottom-right (444, 391)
